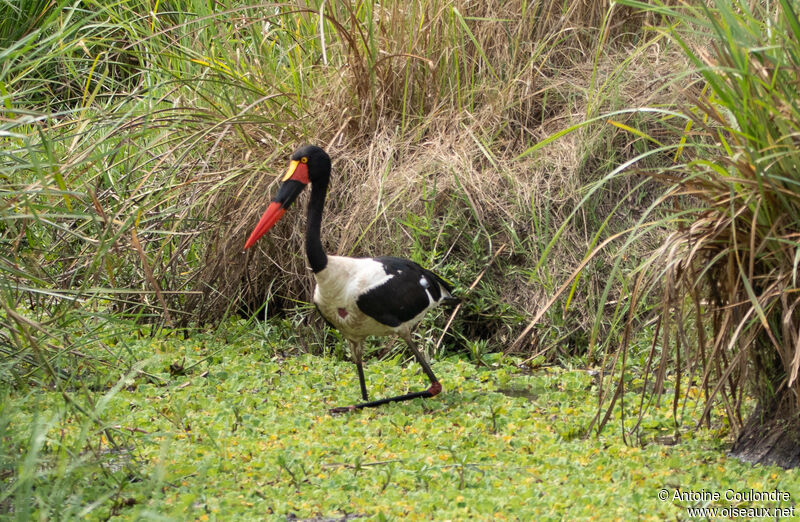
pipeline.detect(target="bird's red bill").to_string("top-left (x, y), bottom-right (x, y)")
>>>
top-left (244, 158), bottom-right (310, 250)
top-left (244, 202), bottom-right (285, 249)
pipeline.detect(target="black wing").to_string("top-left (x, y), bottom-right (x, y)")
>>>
top-left (356, 256), bottom-right (450, 327)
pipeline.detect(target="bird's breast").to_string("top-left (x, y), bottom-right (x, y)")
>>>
top-left (313, 290), bottom-right (377, 340)
top-left (312, 256), bottom-right (400, 339)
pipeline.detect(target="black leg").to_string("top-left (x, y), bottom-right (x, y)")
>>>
top-left (400, 333), bottom-right (440, 389)
top-left (356, 361), bottom-right (368, 401)
top-left (329, 333), bottom-right (442, 415)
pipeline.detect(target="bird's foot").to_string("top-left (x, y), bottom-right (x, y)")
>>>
top-left (329, 405), bottom-right (358, 415)
top-left (329, 384), bottom-right (443, 415)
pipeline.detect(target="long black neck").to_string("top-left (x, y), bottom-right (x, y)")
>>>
top-left (305, 181), bottom-right (328, 272)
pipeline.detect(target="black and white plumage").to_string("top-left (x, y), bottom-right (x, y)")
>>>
top-left (244, 145), bottom-right (456, 412)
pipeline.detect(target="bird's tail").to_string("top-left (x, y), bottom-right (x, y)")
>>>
top-left (424, 269), bottom-right (458, 305)
top-left (440, 295), bottom-right (461, 308)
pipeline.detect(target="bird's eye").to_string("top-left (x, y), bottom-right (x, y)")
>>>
top-left (301, 157), bottom-right (308, 164)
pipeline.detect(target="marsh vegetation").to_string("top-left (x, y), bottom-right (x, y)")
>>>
top-left (3, 0), bottom-right (800, 518)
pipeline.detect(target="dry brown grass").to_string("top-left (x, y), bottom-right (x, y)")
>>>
top-left (183, 31), bottom-right (691, 355)
top-left (1, 0), bottom-right (689, 362)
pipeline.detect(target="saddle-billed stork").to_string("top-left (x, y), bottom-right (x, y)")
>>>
top-left (244, 145), bottom-right (455, 413)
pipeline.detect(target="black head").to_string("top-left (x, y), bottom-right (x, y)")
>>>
top-left (290, 145), bottom-right (331, 185)
top-left (243, 144), bottom-right (331, 249)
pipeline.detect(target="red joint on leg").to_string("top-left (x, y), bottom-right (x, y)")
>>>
top-left (426, 382), bottom-right (442, 397)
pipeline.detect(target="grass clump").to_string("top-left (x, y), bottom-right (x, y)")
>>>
top-left (556, 0), bottom-right (800, 467)
top-left (1, 0), bottom-right (686, 362)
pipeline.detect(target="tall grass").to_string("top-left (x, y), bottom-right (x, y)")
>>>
top-left (2, 0), bottom-right (673, 345)
top-left (1, 1), bottom-right (688, 380)
top-left (536, 0), bottom-right (800, 463)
